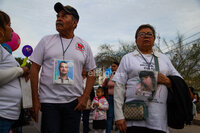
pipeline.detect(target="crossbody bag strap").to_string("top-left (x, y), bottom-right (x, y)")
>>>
top-left (154, 55), bottom-right (160, 72)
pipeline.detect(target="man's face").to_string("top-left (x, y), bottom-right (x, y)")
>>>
top-left (56, 10), bottom-right (77, 33)
top-left (111, 63), bottom-right (118, 72)
top-left (136, 27), bottom-right (155, 52)
top-left (59, 62), bottom-right (68, 75)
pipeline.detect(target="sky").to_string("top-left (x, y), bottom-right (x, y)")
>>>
top-left (1, 0), bottom-right (200, 57)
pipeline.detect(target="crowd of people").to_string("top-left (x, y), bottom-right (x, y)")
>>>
top-left (0, 2), bottom-right (198, 133)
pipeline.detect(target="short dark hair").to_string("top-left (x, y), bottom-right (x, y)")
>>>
top-left (0, 10), bottom-right (10, 30)
top-left (112, 61), bottom-right (119, 66)
top-left (135, 24), bottom-right (156, 40)
top-left (59, 61), bottom-right (68, 68)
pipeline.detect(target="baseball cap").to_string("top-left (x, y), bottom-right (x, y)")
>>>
top-left (54, 2), bottom-right (79, 21)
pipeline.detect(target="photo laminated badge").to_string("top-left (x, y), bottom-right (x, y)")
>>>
top-left (135, 70), bottom-right (158, 100)
top-left (53, 59), bottom-right (74, 84)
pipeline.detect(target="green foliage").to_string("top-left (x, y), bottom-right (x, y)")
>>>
top-left (95, 41), bottom-right (136, 68)
top-left (15, 57), bottom-right (32, 69)
top-left (95, 34), bottom-right (200, 88)
top-left (163, 35), bottom-right (200, 89)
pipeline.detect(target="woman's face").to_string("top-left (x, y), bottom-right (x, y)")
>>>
top-left (4, 22), bottom-right (13, 42)
top-left (0, 21), bottom-right (13, 43)
top-left (136, 27), bottom-right (155, 52)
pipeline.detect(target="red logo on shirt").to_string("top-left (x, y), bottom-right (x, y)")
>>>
top-left (75, 43), bottom-right (85, 51)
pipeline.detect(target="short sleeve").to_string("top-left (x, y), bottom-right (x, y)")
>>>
top-left (29, 37), bottom-right (45, 65)
top-left (112, 55), bottom-right (128, 85)
top-left (84, 44), bottom-right (96, 72)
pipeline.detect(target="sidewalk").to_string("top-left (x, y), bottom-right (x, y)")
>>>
top-left (193, 113), bottom-right (200, 125)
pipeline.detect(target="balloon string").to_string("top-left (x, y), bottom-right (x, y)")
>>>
top-left (21, 57), bottom-right (28, 67)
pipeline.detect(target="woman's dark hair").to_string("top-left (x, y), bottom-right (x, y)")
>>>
top-left (139, 71), bottom-right (154, 79)
top-left (135, 24), bottom-right (156, 40)
top-left (112, 61), bottom-right (119, 66)
top-left (139, 71), bottom-right (156, 89)
top-left (0, 10), bottom-right (10, 30)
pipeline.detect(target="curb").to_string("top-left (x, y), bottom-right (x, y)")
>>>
top-left (193, 119), bottom-right (200, 125)
top-left (193, 113), bottom-right (200, 125)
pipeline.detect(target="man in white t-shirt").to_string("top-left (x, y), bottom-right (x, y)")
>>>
top-left (29, 2), bottom-right (96, 133)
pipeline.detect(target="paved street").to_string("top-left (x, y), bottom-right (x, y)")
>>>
top-left (23, 113), bottom-right (200, 133)
top-left (23, 122), bottom-right (200, 133)
top-left (169, 125), bottom-right (200, 133)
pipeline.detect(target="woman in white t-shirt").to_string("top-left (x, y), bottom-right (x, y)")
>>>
top-left (112, 24), bottom-right (181, 133)
top-left (0, 10), bottom-right (29, 133)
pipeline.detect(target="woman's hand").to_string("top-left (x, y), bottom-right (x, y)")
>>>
top-left (21, 66), bottom-right (30, 82)
top-left (157, 73), bottom-right (172, 88)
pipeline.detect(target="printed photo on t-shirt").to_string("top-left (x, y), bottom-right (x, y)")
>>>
top-left (53, 59), bottom-right (74, 84)
top-left (135, 70), bottom-right (158, 99)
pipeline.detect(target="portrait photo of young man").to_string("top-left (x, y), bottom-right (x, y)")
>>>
top-left (54, 60), bottom-right (74, 84)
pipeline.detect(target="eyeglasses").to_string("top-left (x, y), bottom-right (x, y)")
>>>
top-left (138, 32), bottom-right (154, 38)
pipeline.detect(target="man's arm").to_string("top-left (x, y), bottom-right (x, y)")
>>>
top-left (75, 69), bottom-right (95, 111)
top-left (30, 62), bottom-right (41, 122)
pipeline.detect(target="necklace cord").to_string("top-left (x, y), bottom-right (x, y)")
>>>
top-left (137, 49), bottom-right (154, 70)
top-left (59, 35), bottom-right (74, 59)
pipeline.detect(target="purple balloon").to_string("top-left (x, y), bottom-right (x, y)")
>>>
top-left (22, 45), bottom-right (33, 57)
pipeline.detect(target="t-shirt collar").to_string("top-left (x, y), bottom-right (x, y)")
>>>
top-left (132, 49), bottom-right (159, 57)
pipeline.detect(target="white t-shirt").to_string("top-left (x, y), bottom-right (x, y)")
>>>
top-left (112, 50), bottom-right (181, 133)
top-left (0, 45), bottom-right (22, 120)
top-left (30, 34), bottom-right (96, 103)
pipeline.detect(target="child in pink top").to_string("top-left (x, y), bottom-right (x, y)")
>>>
top-left (91, 87), bottom-right (109, 133)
